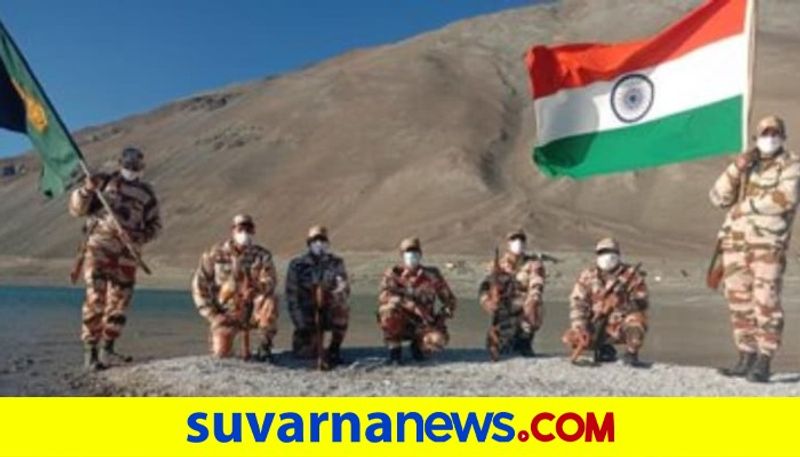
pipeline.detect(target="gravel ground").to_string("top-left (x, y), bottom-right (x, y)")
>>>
top-left (90, 348), bottom-right (800, 397)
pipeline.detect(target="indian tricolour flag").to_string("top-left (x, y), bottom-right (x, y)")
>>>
top-left (525, 0), bottom-right (755, 178)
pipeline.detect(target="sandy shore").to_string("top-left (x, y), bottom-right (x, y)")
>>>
top-left (88, 351), bottom-right (800, 396)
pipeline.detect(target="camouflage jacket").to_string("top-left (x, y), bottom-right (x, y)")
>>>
top-left (569, 263), bottom-right (648, 331)
top-left (478, 252), bottom-right (545, 313)
top-left (68, 171), bottom-right (161, 245)
top-left (378, 265), bottom-right (457, 321)
top-left (192, 240), bottom-right (277, 320)
top-left (285, 251), bottom-right (350, 328)
top-left (710, 149), bottom-right (800, 251)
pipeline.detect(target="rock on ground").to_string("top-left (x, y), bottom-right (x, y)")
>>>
top-left (90, 348), bottom-right (800, 396)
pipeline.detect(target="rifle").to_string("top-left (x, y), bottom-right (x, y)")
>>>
top-left (486, 247), bottom-right (509, 361)
top-left (217, 267), bottom-right (253, 359)
top-left (313, 282), bottom-right (327, 370)
top-left (707, 149), bottom-right (756, 289)
top-left (570, 263), bottom-right (642, 363)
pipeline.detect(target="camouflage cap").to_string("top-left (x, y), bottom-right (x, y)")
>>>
top-left (232, 213), bottom-right (254, 228)
top-left (595, 237), bottom-right (620, 253)
top-left (120, 147), bottom-right (144, 171)
top-left (756, 115), bottom-right (786, 137)
top-left (506, 228), bottom-right (527, 241)
top-left (307, 225), bottom-right (328, 240)
top-left (399, 237), bottom-right (421, 252)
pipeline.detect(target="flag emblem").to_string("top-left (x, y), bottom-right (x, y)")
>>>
top-left (10, 78), bottom-right (47, 132)
top-left (610, 74), bottom-right (654, 123)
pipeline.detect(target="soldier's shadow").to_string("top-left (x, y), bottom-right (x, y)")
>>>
top-left (269, 346), bottom-right (563, 371)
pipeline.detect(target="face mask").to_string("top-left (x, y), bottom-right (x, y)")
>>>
top-left (233, 231), bottom-right (252, 247)
top-left (120, 168), bottom-right (142, 181)
top-left (509, 239), bottom-right (525, 255)
top-left (403, 251), bottom-right (421, 269)
top-left (756, 135), bottom-right (783, 157)
top-left (596, 253), bottom-right (620, 271)
top-left (309, 240), bottom-right (329, 256)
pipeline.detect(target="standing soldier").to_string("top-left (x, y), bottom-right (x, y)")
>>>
top-left (285, 225), bottom-right (351, 369)
top-left (192, 214), bottom-right (279, 362)
top-left (377, 237), bottom-right (457, 364)
top-left (478, 229), bottom-right (545, 360)
top-left (562, 238), bottom-right (648, 366)
top-left (709, 115), bottom-right (800, 383)
top-left (68, 147), bottom-right (161, 371)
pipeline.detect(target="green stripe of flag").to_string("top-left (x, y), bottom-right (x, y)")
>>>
top-left (533, 96), bottom-right (743, 178)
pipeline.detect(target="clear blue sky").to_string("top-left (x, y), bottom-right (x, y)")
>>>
top-left (0, 0), bottom-right (540, 158)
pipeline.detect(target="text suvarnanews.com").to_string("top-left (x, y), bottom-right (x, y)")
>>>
top-left (187, 410), bottom-right (614, 444)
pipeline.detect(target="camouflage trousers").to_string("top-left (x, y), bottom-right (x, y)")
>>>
top-left (721, 248), bottom-right (785, 357)
top-left (562, 311), bottom-right (647, 354)
top-left (81, 238), bottom-right (137, 345)
top-left (487, 298), bottom-right (542, 354)
top-left (210, 295), bottom-right (279, 358)
top-left (377, 303), bottom-right (448, 354)
top-left (291, 297), bottom-right (349, 358)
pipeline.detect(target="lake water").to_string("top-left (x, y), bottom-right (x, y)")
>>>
top-left (0, 285), bottom-right (797, 395)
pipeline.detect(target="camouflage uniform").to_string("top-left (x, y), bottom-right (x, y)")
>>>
top-left (286, 226), bottom-right (351, 363)
top-left (378, 238), bottom-right (457, 361)
top-left (563, 239), bottom-right (648, 361)
top-left (68, 148), bottom-right (161, 366)
top-left (478, 230), bottom-right (545, 359)
top-left (709, 116), bottom-right (799, 376)
top-left (192, 215), bottom-right (278, 359)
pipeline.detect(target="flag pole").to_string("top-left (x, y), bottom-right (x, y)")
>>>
top-left (746, 0), bottom-right (757, 144)
top-left (0, 20), bottom-right (151, 275)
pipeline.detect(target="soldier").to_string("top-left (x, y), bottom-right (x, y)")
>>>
top-left (478, 229), bottom-right (545, 360)
top-left (191, 214), bottom-right (279, 362)
top-left (285, 225), bottom-right (351, 369)
top-left (68, 147), bottom-right (161, 370)
top-left (709, 115), bottom-right (799, 383)
top-left (377, 237), bottom-right (457, 364)
top-left (562, 238), bottom-right (648, 366)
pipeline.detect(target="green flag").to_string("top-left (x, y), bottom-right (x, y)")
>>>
top-left (0, 20), bottom-right (82, 197)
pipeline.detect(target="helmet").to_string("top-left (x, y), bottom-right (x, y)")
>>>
top-left (756, 115), bottom-right (786, 137)
top-left (506, 228), bottom-right (527, 241)
top-left (399, 237), bottom-right (421, 252)
top-left (232, 213), bottom-right (254, 229)
top-left (307, 225), bottom-right (329, 241)
top-left (120, 147), bottom-right (144, 171)
top-left (595, 237), bottom-right (620, 253)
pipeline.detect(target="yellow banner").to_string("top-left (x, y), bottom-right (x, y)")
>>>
top-left (0, 397), bottom-right (796, 457)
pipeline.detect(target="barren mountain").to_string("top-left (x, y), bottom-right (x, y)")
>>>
top-left (2, 0), bottom-right (799, 263)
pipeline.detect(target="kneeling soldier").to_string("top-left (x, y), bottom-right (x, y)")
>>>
top-left (562, 238), bottom-right (648, 366)
top-left (286, 225), bottom-right (351, 369)
top-left (377, 237), bottom-right (457, 364)
top-left (192, 214), bottom-right (279, 361)
top-left (478, 229), bottom-right (545, 360)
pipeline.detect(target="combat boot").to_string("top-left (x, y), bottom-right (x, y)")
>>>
top-left (387, 347), bottom-right (403, 366)
top-left (515, 335), bottom-right (535, 358)
top-left (718, 351), bottom-right (756, 377)
top-left (409, 340), bottom-right (426, 361)
top-left (83, 343), bottom-right (107, 372)
top-left (253, 341), bottom-right (274, 364)
top-left (746, 353), bottom-right (771, 383)
top-left (99, 340), bottom-right (133, 366)
top-left (593, 344), bottom-right (617, 363)
top-left (622, 351), bottom-right (646, 368)
top-left (326, 340), bottom-right (345, 367)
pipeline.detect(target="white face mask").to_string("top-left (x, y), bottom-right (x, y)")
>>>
top-left (120, 168), bottom-right (142, 181)
top-left (403, 251), bottom-right (421, 269)
top-left (756, 135), bottom-right (783, 157)
top-left (233, 231), bottom-right (252, 247)
top-left (596, 252), bottom-right (620, 271)
top-left (309, 240), bottom-right (329, 256)
top-left (508, 239), bottom-right (525, 255)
